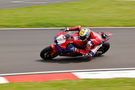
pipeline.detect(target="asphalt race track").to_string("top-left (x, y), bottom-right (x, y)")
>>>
top-left (0, 0), bottom-right (81, 9)
top-left (0, 0), bottom-right (135, 75)
top-left (0, 28), bottom-right (135, 74)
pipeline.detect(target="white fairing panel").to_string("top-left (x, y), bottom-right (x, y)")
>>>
top-left (56, 35), bottom-right (66, 45)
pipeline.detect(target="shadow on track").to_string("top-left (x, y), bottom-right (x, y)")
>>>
top-left (36, 56), bottom-right (103, 64)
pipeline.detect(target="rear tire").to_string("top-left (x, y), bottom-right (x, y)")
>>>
top-left (95, 42), bottom-right (110, 56)
top-left (40, 46), bottom-right (58, 60)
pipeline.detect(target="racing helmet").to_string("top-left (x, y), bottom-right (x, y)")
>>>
top-left (79, 28), bottom-right (91, 41)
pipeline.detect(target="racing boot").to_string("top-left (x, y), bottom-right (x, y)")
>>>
top-left (89, 44), bottom-right (102, 57)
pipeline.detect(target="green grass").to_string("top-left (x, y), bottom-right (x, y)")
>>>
top-left (1, 79), bottom-right (135, 90)
top-left (0, 0), bottom-right (135, 27)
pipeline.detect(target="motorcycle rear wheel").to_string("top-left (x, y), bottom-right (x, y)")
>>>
top-left (40, 46), bottom-right (58, 60)
top-left (95, 42), bottom-right (110, 56)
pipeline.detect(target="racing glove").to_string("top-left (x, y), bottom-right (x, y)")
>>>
top-left (64, 27), bottom-right (70, 32)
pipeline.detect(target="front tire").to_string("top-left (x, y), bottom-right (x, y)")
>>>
top-left (40, 46), bottom-right (58, 60)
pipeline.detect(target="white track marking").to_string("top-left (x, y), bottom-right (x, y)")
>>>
top-left (11, 1), bottom-right (47, 4)
top-left (11, 1), bottom-right (23, 3)
top-left (0, 77), bottom-right (8, 84)
top-left (73, 70), bottom-right (135, 79)
top-left (1, 68), bottom-right (135, 76)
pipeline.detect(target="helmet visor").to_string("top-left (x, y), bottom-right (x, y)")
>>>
top-left (80, 36), bottom-right (86, 41)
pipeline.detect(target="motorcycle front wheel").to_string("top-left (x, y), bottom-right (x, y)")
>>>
top-left (40, 46), bottom-right (58, 60)
top-left (95, 42), bottom-right (110, 56)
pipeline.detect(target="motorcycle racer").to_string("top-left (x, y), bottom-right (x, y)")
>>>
top-left (68, 26), bottom-right (103, 58)
top-left (57, 26), bottom-right (103, 58)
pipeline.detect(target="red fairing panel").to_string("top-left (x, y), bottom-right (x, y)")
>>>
top-left (90, 31), bottom-right (102, 45)
top-left (55, 32), bottom-right (73, 50)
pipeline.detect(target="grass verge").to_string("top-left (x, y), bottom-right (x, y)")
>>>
top-left (0, 0), bottom-right (135, 27)
top-left (1, 78), bottom-right (135, 90)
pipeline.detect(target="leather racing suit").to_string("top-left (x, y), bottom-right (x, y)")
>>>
top-left (57, 26), bottom-right (103, 58)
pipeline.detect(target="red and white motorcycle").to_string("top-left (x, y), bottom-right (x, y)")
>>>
top-left (40, 29), bottom-right (112, 60)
